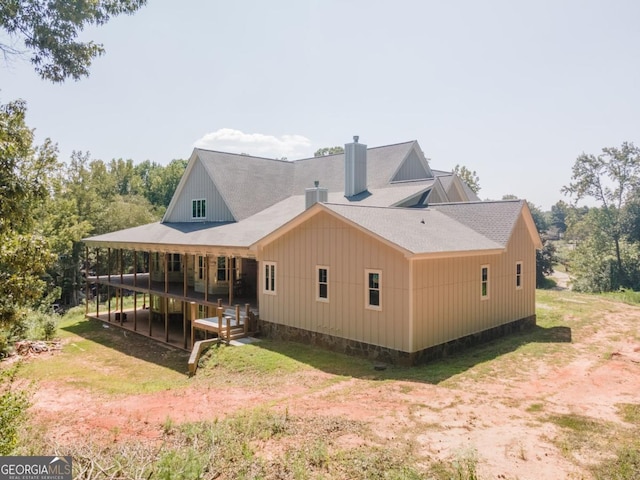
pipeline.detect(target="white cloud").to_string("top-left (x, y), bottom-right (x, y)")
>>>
top-left (194, 128), bottom-right (312, 159)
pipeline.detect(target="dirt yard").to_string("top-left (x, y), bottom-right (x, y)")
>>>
top-left (17, 292), bottom-right (640, 479)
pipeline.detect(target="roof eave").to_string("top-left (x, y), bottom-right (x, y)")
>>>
top-left (407, 247), bottom-right (505, 260)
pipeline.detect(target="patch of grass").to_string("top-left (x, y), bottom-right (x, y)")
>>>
top-left (50, 407), bottom-right (423, 479)
top-left (602, 289), bottom-right (640, 306)
top-left (428, 448), bottom-right (479, 480)
top-left (617, 403), bottom-right (640, 425)
top-left (591, 442), bottom-right (640, 480)
top-left (547, 413), bottom-right (603, 433)
top-left (526, 402), bottom-right (545, 413)
top-left (0, 364), bottom-right (30, 455)
top-left (17, 308), bottom-right (191, 395)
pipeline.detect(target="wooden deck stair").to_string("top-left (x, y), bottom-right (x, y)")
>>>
top-left (188, 303), bottom-right (258, 376)
top-left (190, 304), bottom-right (256, 346)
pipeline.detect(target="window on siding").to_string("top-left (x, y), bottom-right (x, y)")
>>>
top-left (197, 256), bottom-right (205, 280)
top-left (516, 262), bottom-right (523, 289)
top-left (365, 269), bottom-right (382, 310)
top-left (168, 253), bottom-right (181, 272)
top-left (481, 265), bottom-right (489, 299)
top-left (197, 304), bottom-right (207, 318)
top-left (264, 262), bottom-right (276, 295)
top-left (317, 266), bottom-right (329, 302)
top-left (192, 199), bottom-right (206, 219)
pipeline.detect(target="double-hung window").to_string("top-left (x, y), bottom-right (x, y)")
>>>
top-left (192, 199), bottom-right (206, 219)
top-left (317, 266), bottom-right (329, 302)
top-left (481, 265), bottom-right (490, 299)
top-left (516, 262), bottom-right (523, 289)
top-left (365, 269), bottom-right (382, 310)
top-left (264, 262), bottom-right (276, 295)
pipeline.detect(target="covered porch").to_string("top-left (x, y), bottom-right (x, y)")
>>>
top-left (83, 245), bottom-right (260, 350)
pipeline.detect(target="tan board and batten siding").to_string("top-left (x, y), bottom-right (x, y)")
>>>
top-left (258, 211), bottom-right (411, 352)
top-left (164, 157), bottom-right (234, 223)
top-left (412, 213), bottom-right (536, 352)
top-left (258, 208), bottom-right (537, 354)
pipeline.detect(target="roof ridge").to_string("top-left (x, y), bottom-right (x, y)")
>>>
top-left (292, 140), bottom-right (417, 163)
top-left (195, 148), bottom-right (292, 163)
top-left (432, 199), bottom-right (524, 206)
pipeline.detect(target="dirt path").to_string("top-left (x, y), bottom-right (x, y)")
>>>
top-left (24, 299), bottom-right (640, 479)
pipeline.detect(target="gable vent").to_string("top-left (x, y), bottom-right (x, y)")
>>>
top-left (345, 136), bottom-right (367, 197)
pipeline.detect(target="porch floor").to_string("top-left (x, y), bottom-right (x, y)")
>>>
top-left (87, 273), bottom-right (258, 310)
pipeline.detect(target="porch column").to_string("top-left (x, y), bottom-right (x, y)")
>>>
top-left (84, 246), bottom-right (89, 315)
top-left (164, 252), bottom-right (169, 294)
top-left (190, 302), bottom-right (196, 349)
top-left (107, 248), bottom-right (111, 323)
top-left (183, 253), bottom-right (188, 298)
top-left (182, 301), bottom-right (188, 349)
top-left (133, 250), bottom-right (138, 330)
top-left (119, 249), bottom-right (124, 326)
top-left (133, 286), bottom-right (137, 332)
top-left (228, 256), bottom-right (234, 306)
top-left (95, 248), bottom-right (100, 319)
top-left (204, 255), bottom-right (209, 303)
top-left (164, 297), bottom-right (169, 343)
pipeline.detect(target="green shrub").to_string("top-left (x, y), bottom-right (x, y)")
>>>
top-left (0, 366), bottom-right (30, 455)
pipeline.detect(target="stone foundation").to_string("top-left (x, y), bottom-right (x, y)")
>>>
top-left (257, 315), bottom-right (536, 366)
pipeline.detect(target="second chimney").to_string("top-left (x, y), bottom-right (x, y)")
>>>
top-left (305, 180), bottom-right (328, 209)
top-left (344, 135), bottom-right (367, 197)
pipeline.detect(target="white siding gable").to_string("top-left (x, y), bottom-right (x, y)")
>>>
top-left (163, 157), bottom-right (234, 223)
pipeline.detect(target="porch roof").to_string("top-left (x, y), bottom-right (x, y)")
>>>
top-left (83, 182), bottom-right (435, 253)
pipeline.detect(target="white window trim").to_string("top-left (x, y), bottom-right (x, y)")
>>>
top-left (263, 261), bottom-right (277, 295)
top-left (192, 198), bottom-right (206, 219)
top-left (365, 269), bottom-right (382, 311)
top-left (516, 261), bottom-right (523, 290)
top-left (481, 264), bottom-right (490, 300)
top-left (316, 265), bottom-right (329, 302)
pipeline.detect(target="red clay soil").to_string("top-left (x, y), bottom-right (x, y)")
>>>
top-left (21, 304), bottom-right (640, 479)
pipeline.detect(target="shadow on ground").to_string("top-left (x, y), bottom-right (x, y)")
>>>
top-left (62, 314), bottom-right (572, 383)
top-left (62, 317), bottom-right (190, 374)
top-left (252, 323), bottom-right (573, 385)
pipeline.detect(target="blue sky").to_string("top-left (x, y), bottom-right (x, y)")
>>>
top-left (3, 0), bottom-right (640, 210)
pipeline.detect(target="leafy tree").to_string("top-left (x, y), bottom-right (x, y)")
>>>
top-left (550, 200), bottom-right (569, 234)
top-left (453, 164), bottom-right (481, 194)
top-left (562, 142), bottom-right (640, 289)
top-left (527, 203), bottom-right (549, 234)
top-left (144, 159), bottom-right (187, 209)
top-left (0, 0), bottom-right (147, 82)
top-left (314, 146), bottom-right (344, 157)
top-left (536, 240), bottom-right (556, 288)
top-left (0, 99), bottom-right (58, 325)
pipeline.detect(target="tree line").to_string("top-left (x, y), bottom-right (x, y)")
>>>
top-left (0, 98), bottom-right (186, 337)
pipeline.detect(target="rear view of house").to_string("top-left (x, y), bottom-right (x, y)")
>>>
top-left (83, 137), bottom-right (541, 364)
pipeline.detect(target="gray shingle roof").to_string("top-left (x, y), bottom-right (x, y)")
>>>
top-left (433, 200), bottom-right (525, 246)
top-left (191, 141), bottom-right (422, 221)
top-left (84, 199), bottom-right (528, 257)
top-left (321, 203), bottom-right (517, 255)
